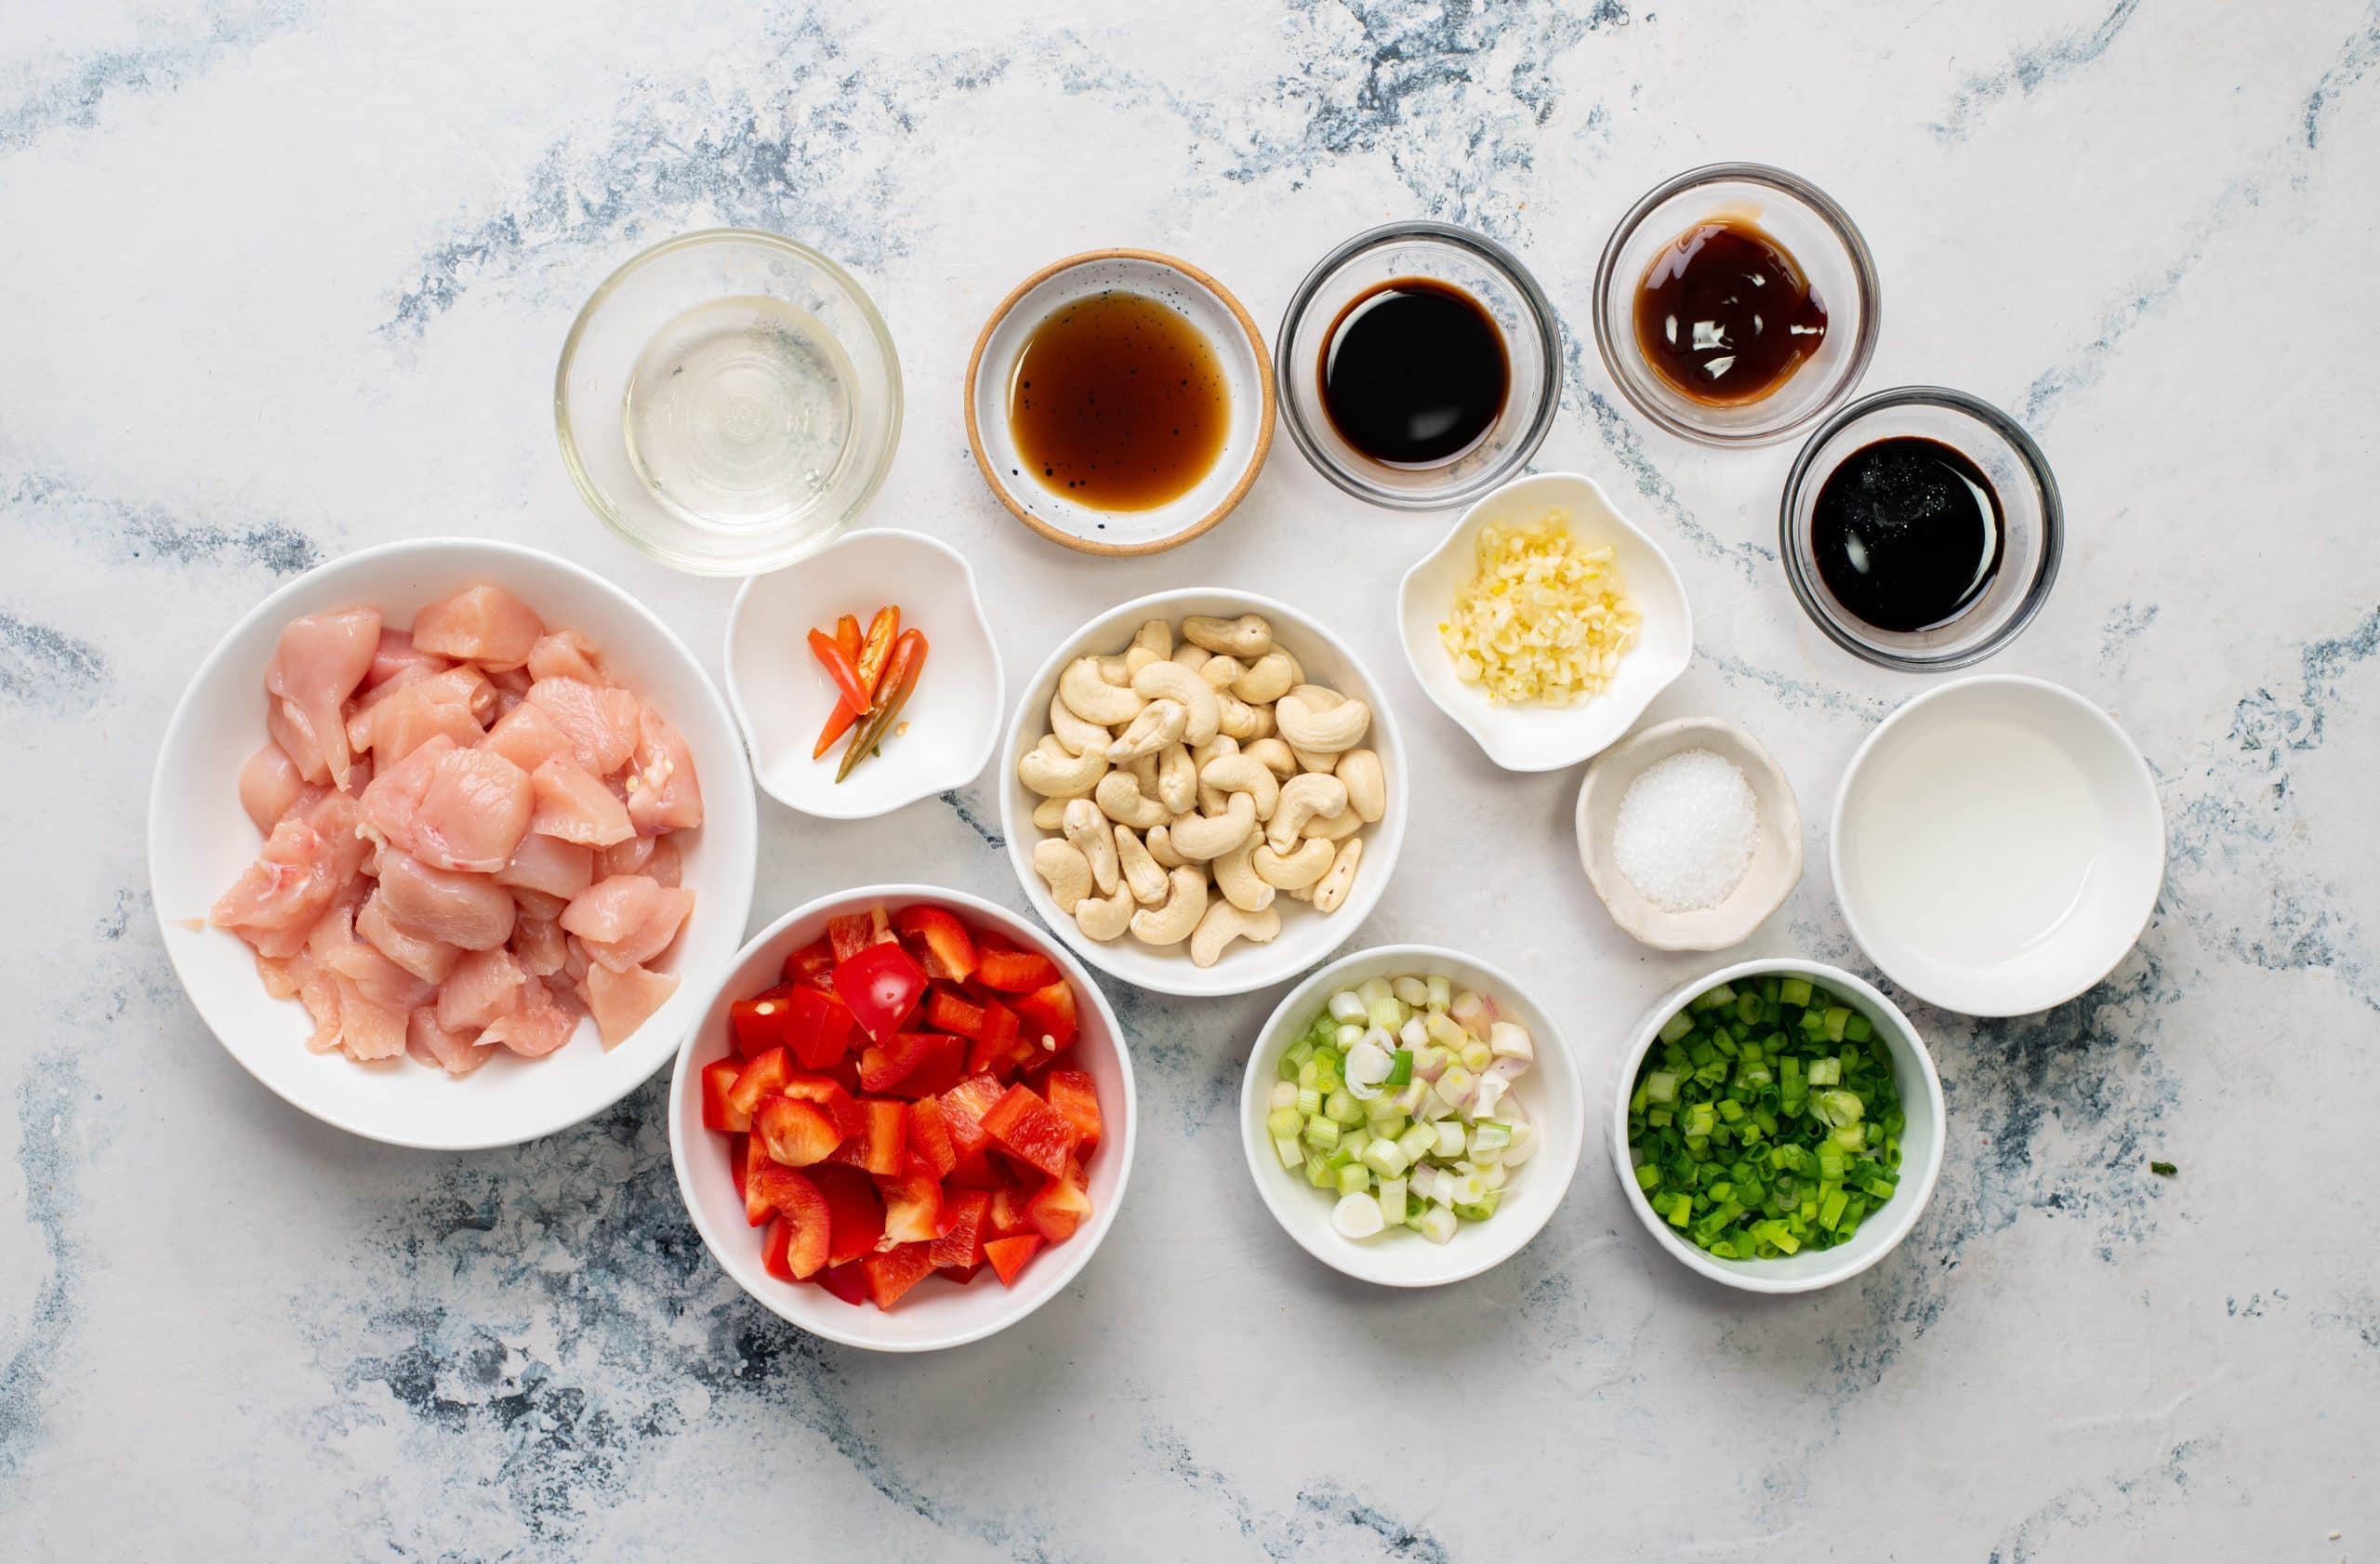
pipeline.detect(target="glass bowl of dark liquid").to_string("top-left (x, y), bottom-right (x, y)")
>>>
top-left (1779, 387), bottom-right (2063, 671)
top-left (1276, 221), bottom-right (1561, 510)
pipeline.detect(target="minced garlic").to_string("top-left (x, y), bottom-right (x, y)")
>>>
top-left (1438, 510), bottom-right (1638, 706)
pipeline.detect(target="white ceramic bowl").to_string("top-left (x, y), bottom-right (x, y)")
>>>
top-left (148, 537), bottom-right (759, 1150)
top-left (1611, 959), bottom-right (1944, 1293)
top-left (963, 249), bottom-right (1274, 555)
top-left (724, 529), bottom-right (1003, 820)
top-left (998, 589), bottom-right (1408, 998)
top-left (1397, 471), bottom-right (1692, 772)
top-left (1239, 944), bottom-right (1585, 1287)
top-left (1576, 716), bottom-right (1803, 951)
top-left (668, 885), bottom-right (1135, 1352)
top-left (1831, 675), bottom-right (2164, 1016)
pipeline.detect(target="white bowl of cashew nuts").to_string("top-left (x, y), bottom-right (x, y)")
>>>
top-left (999, 590), bottom-right (1408, 998)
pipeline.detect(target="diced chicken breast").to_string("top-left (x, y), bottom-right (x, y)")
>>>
top-left (212, 820), bottom-right (345, 960)
top-left (526, 629), bottom-right (606, 684)
top-left (438, 947), bottom-right (530, 1035)
top-left (643, 834), bottom-right (682, 889)
top-left (410, 746), bottom-right (532, 873)
top-left (239, 743), bottom-right (306, 834)
top-left (510, 915), bottom-right (568, 977)
top-left (365, 627), bottom-right (449, 690)
top-left (524, 678), bottom-right (641, 776)
top-left (350, 666), bottom-right (489, 768)
top-left (585, 962), bottom-right (679, 1048)
top-left (331, 974), bottom-right (411, 1061)
top-left (376, 850), bottom-right (516, 951)
top-left (493, 831), bottom-right (594, 902)
top-left (479, 980), bottom-right (577, 1057)
top-left (359, 732), bottom-right (453, 850)
top-left (411, 585), bottom-right (544, 669)
top-left (558, 874), bottom-right (694, 973)
top-left (268, 693), bottom-right (330, 785)
top-left (407, 1007), bottom-right (496, 1076)
top-left (509, 886), bottom-right (569, 922)
top-left (625, 702), bottom-right (702, 834)
top-left (264, 606), bottom-right (380, 791)
top-left (528, 757), bottom-right (634, 847)
top-left (593, 833), bottom-right (654, 879)
top-left (355, 890), bottom-right (463, 985)
top-left (481, 701), bottom-right (577, 775)
top-left (298, 786), bottom-right (374, 889)
top-left (308, 902), bottom-right (438, 1014)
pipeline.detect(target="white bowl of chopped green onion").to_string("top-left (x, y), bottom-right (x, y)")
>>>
top-left (1613, 960), bottom-right (1945, 1293)
top-left (1240, 944), bottom-right (1585, 1286)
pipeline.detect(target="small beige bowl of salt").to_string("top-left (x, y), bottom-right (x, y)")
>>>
top-left (1575, 717), bottom-right (1802, 951)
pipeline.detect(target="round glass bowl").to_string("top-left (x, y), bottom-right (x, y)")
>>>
top-left (1780, 386), bottom-right (2063, 670)
top-left (556, 230), bottom-right (902, 577)
top-left (1593, 164), bottom-right (1879, 445)
top-left (1276, 220), bottom-right (1561, 510)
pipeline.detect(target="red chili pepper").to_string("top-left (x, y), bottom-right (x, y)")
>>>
top-left (837, 629), bottom-right (928, 782)
top-left (809, 627), bottom-right (875, 716)
top-left (813, 605), bottom-right (901, 759)
top-left (834, 613), bottom-right (862, 662)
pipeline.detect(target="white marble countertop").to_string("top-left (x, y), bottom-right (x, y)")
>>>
top-left (6, 2), bottom-right (2376, 1557)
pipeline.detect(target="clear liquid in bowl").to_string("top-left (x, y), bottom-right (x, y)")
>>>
top-left (622, 295), bottom-right (858, 533)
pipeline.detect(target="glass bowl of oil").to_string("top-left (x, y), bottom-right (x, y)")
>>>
top-left (556, 230), bottom-right (902, 577)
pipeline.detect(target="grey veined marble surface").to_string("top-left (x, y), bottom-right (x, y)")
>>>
top-left (5, 1), bottom-right (2376, 1558)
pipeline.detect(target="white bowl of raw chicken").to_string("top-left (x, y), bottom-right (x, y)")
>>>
top-left (148, 537), bottom-right (757, 1150)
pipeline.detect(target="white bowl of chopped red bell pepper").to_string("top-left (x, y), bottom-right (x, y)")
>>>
top-left (668, 884), bottom-right (1134, 1350)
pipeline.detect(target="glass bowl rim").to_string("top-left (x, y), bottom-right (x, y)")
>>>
top-left (1274, 219), bottom-right (1563, 511)
top-left (1778, 384), bottom-right (2065, 672)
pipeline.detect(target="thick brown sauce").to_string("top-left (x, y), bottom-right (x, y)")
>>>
top-left (1318, 277), bottom-right (1510, 467)
top-left (1633, 217), bottom-right (1828, 406)
top-left (1007, 291), bottom-right (1228, 510)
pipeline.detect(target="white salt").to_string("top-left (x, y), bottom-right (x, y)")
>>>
top-left (1613, 748), bottom-right (1759, 912)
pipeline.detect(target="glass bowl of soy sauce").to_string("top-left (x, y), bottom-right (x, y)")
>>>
top-left (1276, 220), bottom-right (1562, 510)
top-left (1779, 386), bottom-right (2063, 671)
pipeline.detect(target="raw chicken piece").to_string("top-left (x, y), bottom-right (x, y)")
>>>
top-left (264, 606), bottom-right (381, 791)
top-left (359, 732), bottom-right (454, 849)
top-left (331, 974), bottom-right (411, 1061)
top-left (558, 875), bottom-right (694, 973)
top-left (410, 746), bottom-right (532, 873)
top-left (625, 702), bottom-right (703, 834)
top-left (365, 627), bottom-right (448, 690)
top-left (355, 890), bottom-right (463, 985)
top-left (510, 915), bottom-right (568, 977)
top-left (268, 693), bottom-right (330, 785)
top-left (524, 678), bottom-right (641, 776)
top-left (308, 902), bottom-right (437, 1014)
top-left (480, 981), bottom-right (576, 1057)
top-left (510, 886), bottom-right (569, 922)
top-left (298, 964), bottom-right (345, 1053)
top-left (593, 833), bottom-right (654, 879)
top-left (485, 663), bottom-right (535, 698)
top-left (411, 585), bottom-right (544, 669)
top-left (256, 948), bottom-right (310, 1001)
top-left (526, 629), bottom-right (605, 684)
top-left (493, 831), bottom-right (593, 902)
top-left (585, 962), bottom-right (679, 1047)
top-left (376, 850), bottom-right (516, 951)
top-left (407, 1007), bottom-right (496, 1076)
top-left (438, 947), bottom-right (530, 1034)
top-left (299, 786), bottom-right (374, 889)
top-left (528, 757), bottom-right (634, 847)
top-left (481, 701), bottom-right (577, 775)
top-left (239, 743), bottom-right (306, 834)
top-left (349, 666), bottom-right (489, 767)
top-left (212, 820), bottom-right (345, 960)
top-left (644, 834), bottom-right (682, 889)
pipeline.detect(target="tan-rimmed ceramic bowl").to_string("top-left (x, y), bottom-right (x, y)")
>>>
top-left (964, 249), bottom-right (1274, 556)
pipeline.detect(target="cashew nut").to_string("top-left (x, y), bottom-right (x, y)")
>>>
top-left (1191, 733), bottom-right (1238, 814)
top-left (1335, 748), bottom-right (1385, 824)
top-left (1267, 773), bottom-right (1349, 853)
top-left (1125, 646), bottom-right (1161, 678)
top-left (1253, 838), bottom-right (1334, 890)
top-left (1156, 742), bottom-right (1197, 815)
top-left (1107, 698), bottom-right (1187, 762)
top-left (1145, 822), bottom-right (1186, 868)
top-left (1183, 614), bottom-right (1271, 658)
top-left (1170, 642), bottom-right (1212, 671)
top-left (1276, 691), bottom-right (1370, 754)
top-left (1076, 879), bottom-right (1135, 941)
top-left (1230, 652), bottom-right (1295, 705)
top-left (1064, 798), bottom-right (1120, 895)
top-left (1243, 736), bottom-right (1297, 780)
top-left (1019, 734), bottom-right (1108, 798)
top-left (1033, 838), bottom-right (1091, 913)
top-left (1122, 749), bottom-right (1159, 791)
top-left (1095, 654), bottom-right (1132, 685)
top-left (1058, 656), bottom-right (1144, 725)
top-left (1130, 868), bottom-right (1208, 946)
top-left (1116, 825), bottom-right (1168, 904)
top-left (1032, 791), bottom-right (1090, 831)
top-left (1311, 837), bottom-right (1363, 913)
top-left (1302, 805), bottom-right (1364, 842)
top-left (1169, 794), bottom-right (1257, 861)
top-left (1190, 901), bottom-right (1280, 968)
top-left (1093, 769), bottom-right (1170, 830)
top-left (1049, 692), bottom-right (1111, 757)
top-left (1197, 752), bottom-right (1280, 820)
top-left (1126, 617), bottom-right (1171, 676)
top-left (1291, 744), bottom-right (1338, 774)
top-left (1215, 691), bottom-right (1263, 739)
top-left (1197, 655), bottom-right (1243, 691)
top-left (1211, 839), bottom-right (1274, 913)
top-left (1130, 660), bottom-right (1221, 747)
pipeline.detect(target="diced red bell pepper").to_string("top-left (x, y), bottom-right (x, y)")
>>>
top-left (981, 1084), bottom-right (1079, 1181)
top-left (945, 1262), bottom-right (984, 1286)
top-left (1025, 1163), bottom-right (1092, 1244)
top-left (879, 1172), bottom-right (944, 1247)
top-left (906, 1096), bottom-right (958, 1178)
top-left (1044, 1069), bottom-right (1102, 1150)
top-left (754, 1096), bottom-right (841, 1168)
top-left (932, 1189), bottom-right (990, 1269)
top-left (781, 938), bottom-right (837, 991)
top-left (725, 1047), bottom-right (792, 1119)
top-left (815, 1259), bottom-right (869, 1306)
top-left (862, 1242), bottom-right (936, 1308)
top-left (826, 1098), bottom-right (906, 1177)
top-left (749, 1168), bottom-right (830, 1277)
top-left (760, 1216), bottom-right (798, 1281)
top-left (976, 948), bottom-right (1061, 993)
top-left (826, 912), bottom-right (878, 965)
top-left (986, 1185), bottom-right (1033, 1239)
top-left (729, 1132), bottom-right (751, 1207)
top-left (777, 1073), bottom-right (864, 1139)
top-left (730, 983), bottom-right (798, 1058)
top-left (892, 906), bottom-right (978, 982)
top-left (1012, 981), bottom-right (1080, 1050)
top-left (944, 1149), bottom-right (1006, 1190)
top-left (833, 940), bottom-right (929, 1043)
top-left (972, 922), bottom-right (1019, 955)
top-left (985, 1233), bottom-right (1044, 1285)
top-left (938, 1073), bottom-right (1007, 1159)
top-left (962, 1000), bottom-right (1023, 1076)
top-left (778, 987), bottom-right (855, 1069)
top-left (743, 1131), bottom-right (773, 1225)
top-left (809, 1163), bottom-right (885, 1265)
top-left (923, 987), bottom-right (986, 1038)
top-left (701, 1059), bottom-right (749, 1132)
top-left (858, 1031), bottom-right (966, 1096)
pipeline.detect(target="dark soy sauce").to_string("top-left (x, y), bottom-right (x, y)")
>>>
top-left (1008, 290), bottom-right (1228, 510)
top-left (1319, 278), bottom-right (1509, 466)
top-left (1634, 218), bottom-right (1828, 405)
top-left (1811, 437), bottom-right (2004, 632)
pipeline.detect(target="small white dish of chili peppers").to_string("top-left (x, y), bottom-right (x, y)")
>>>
top-left (725, 528), bottom-right (1005, 820)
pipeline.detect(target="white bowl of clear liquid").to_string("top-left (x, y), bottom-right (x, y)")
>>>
top-left (556, 230), bottom-right (903, 577)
